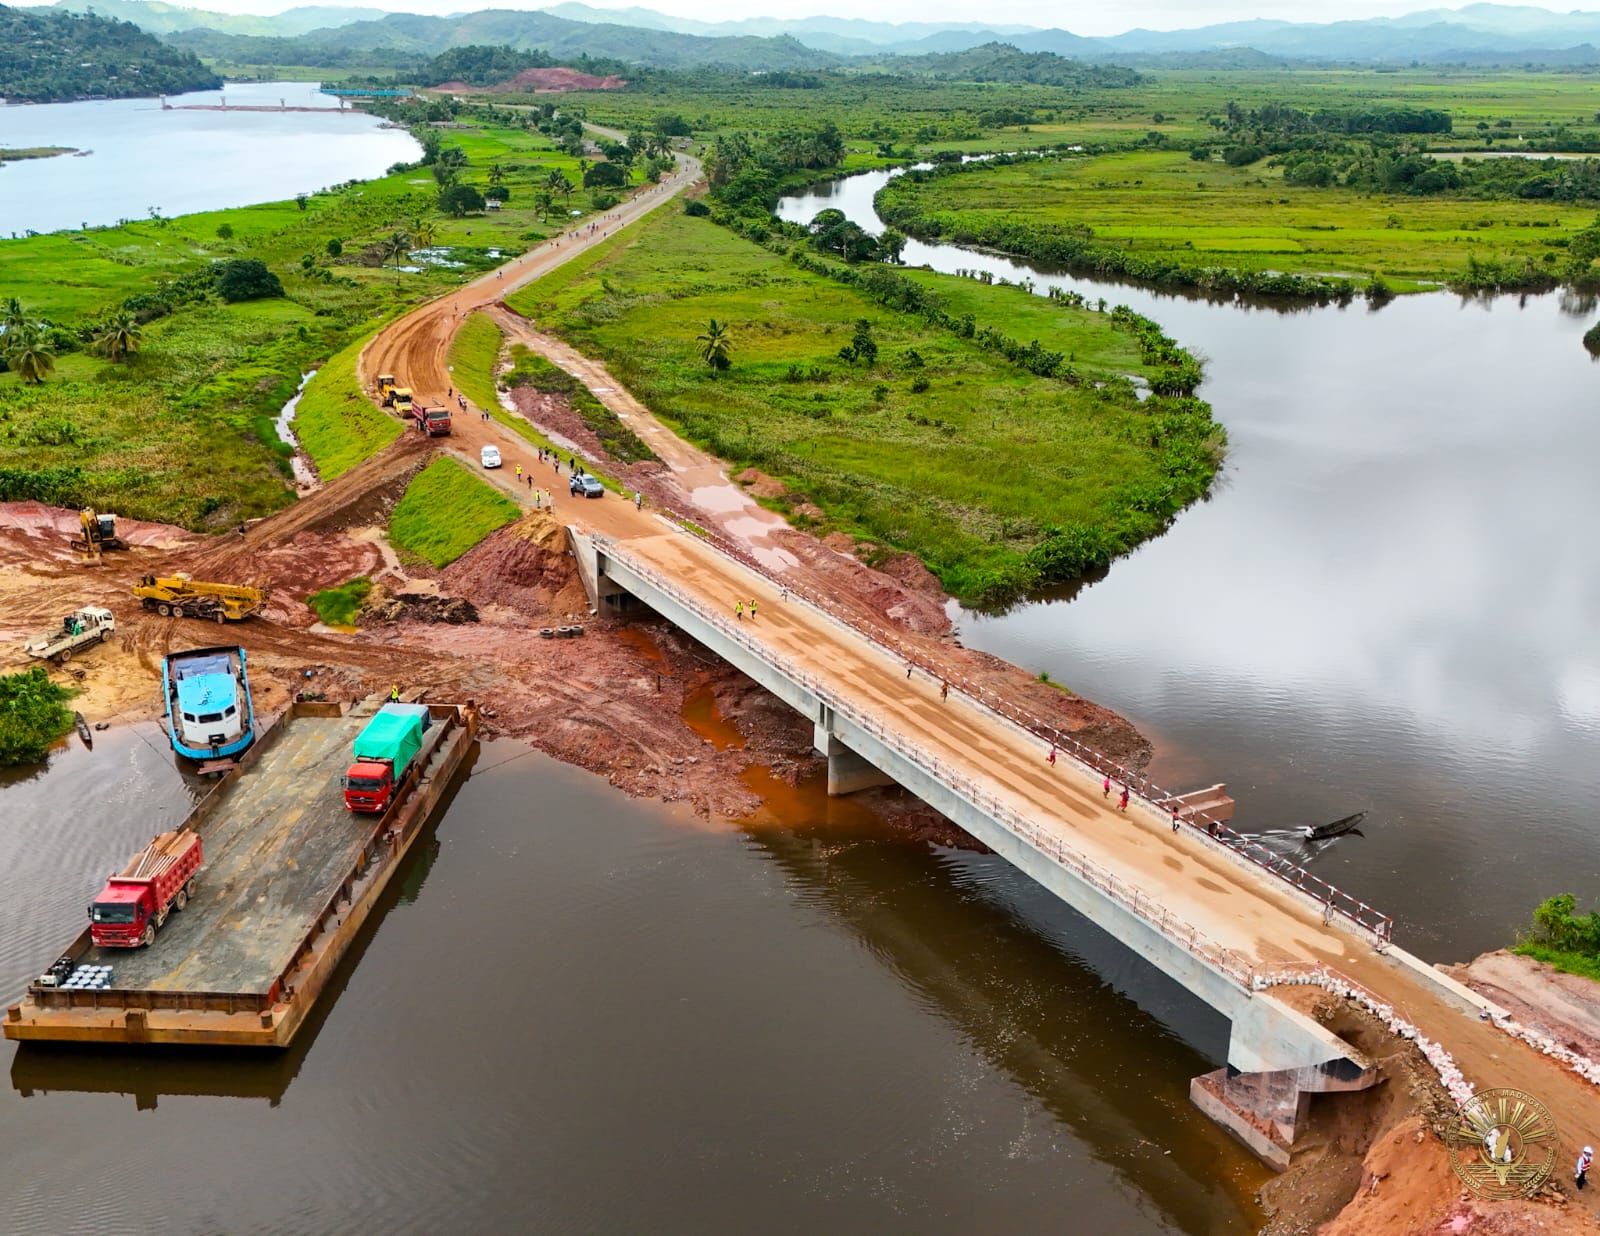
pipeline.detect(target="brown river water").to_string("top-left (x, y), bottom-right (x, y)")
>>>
top-left (0, 726), bottom-right (1266, 1233)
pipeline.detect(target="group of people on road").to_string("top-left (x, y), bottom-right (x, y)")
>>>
top-left (734, 597), bottom-right (760, 621)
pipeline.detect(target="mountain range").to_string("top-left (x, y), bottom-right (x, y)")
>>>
top-left (34, 0), bottom-right (1600, 65)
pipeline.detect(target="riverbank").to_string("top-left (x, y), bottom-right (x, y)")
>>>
top-left (873, 148), bottom-right (1600, 294)
top-left (0, 146), bottom-right (75, 162)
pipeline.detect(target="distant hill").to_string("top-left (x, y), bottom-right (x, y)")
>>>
top-left (870, 43), bottom-right (1141, 88)
top-left (45, 0), bottom-right (390, 37)
top-left (0, 2), bottom-right (219, 102)
top-left (168, 10), bottom-right (842, 71)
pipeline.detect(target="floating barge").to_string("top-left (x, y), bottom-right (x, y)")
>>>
top-left (4, 698), bottom-right (478, 1048)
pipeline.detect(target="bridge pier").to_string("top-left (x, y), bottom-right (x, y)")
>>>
top-left (1191, 1056), bottom-right (1377, 1170)
top-left (813, 709), bottom-right (894, 796)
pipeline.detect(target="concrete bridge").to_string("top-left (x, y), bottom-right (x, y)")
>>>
top-left (564, 521), bottom-right (1539, 1166)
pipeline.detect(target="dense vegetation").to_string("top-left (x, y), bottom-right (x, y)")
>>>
top-left (0, 667), bottom-right (75, 767)
top-left (0, 3), bottom-right (218, 103)
top-left (509, 205), bottom-right (1221, 604)
top-left (389, 458), bottom-right (521, 567)
top-left (1515, 893), bottom-right (1600, 982)
top-left (868, 43), bottom-right (1142, 89)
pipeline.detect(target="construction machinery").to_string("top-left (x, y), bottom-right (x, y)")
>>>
top-left (391, 387), bottom-right (414, 417)
top-left (134, 572), bottom-right (268, 622)
top-left (70, 508), bottom-right (129, 556)
top-left (24, 606), bottom-right (115, 664)
top-left (377, 374), bottom-right (397, 404)
top-left (88, 830), bottom-right (203, 948)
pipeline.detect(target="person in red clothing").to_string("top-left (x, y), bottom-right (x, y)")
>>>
top-left (1118, 786), bottom-right (1130, 811)
top-left (1102, 775), bottom-right (1111, 798)
top-left (1046, 746), bottom-right (1056, 766)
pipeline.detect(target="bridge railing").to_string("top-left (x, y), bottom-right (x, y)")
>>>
top-left (605, 542), bottom-right (1263, 991)
top-left (651, 516), bottom-right (1393, 943)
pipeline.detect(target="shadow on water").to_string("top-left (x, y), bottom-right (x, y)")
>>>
top-left (8, 741), bottom-right (477, 1109)
top-left (738, 815), bottom-right (1264, 1232)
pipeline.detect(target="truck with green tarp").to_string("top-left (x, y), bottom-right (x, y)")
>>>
top-left (341, 704), bottom-right (424, 813)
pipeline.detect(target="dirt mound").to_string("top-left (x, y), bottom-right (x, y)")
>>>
top-left (735, 468), bottom-right (788, 501)
top-left (441, 68), bottom-right (628, 94)
top-left (497, 67), bottom-right (626, 92)
top-left (437, 513), bottom-right (590, 620)
top-left (361, 590), bottom-right (478, 625)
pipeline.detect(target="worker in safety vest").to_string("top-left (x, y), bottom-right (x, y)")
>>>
top-left (389, 684), bottom-right (400, 703)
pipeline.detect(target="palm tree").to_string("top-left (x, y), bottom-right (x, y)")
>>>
top-left (696, 319), bottom-right (732, 373)
top-left (546, 170), bottom-right (573, 205)
top-left (382, 230), bottom-right (412, 273)
top-left (488, 163), bottom-right (506, 185)
top-left (93, 311), bottom-right (142, 364)
top-left (533, 190), bottom-right (554, 221)
top-left (6, 323), bottom-right (56, 384)
top-left (410, 218), bottom-right (438, 249)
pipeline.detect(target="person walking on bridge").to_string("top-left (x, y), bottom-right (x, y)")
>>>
top-left (1103, 775), bottom-right (1112, 798)
top-left (1046, 745), bottom-right (1056, 767)
top-left (1118, 785), bottom-right (1130, 812)
top-left (736, 600), bottom-right (744, 621)
top-left (748, 597), bottom-right (757, 621)
top-left (1171, 806), bottom-right (1182, 833)
top-left (1577, 1145), bottom-right (1593, 1190)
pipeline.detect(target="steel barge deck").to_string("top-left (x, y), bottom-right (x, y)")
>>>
top-left (4, 698), bottom-right (478, 1047)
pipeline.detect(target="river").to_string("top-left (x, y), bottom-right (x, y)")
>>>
top-left (0, 82), bottom-right (419, 235)
top-left (0, 727), bottom-right (1266, 1233)
top-left (778, 168), bottom-right (1600, 962)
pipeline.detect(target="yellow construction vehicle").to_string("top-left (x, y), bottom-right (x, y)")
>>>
top-left (133, 572), bottom-right (268, 623)
top-left (391, 387), bottom-right (414, 416)
top-left (377, 374), bottom-right (397, 405)
top-left (70, 508), bottom-right (129, 555)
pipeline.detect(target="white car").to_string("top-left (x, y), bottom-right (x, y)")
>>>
top-left (480, 445), bottom-right (502, 469)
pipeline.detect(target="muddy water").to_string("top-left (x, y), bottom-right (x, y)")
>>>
top-left (779, 170), bottom-right (1600, 962)
top-left (1, 724), bottom-right (1268, 1233)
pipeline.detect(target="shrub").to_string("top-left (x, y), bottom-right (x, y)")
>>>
top-left (307, 576), bottom-right (371, 626)
top-left (683, 199), bottom-right (710, 217)
top-left (0, 666), bottom-right (76, 767)
top-left (213, 258), bottom-right (284, 302)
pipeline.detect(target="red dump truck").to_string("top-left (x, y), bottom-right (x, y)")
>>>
top-left (342, 703), bottom-right (427, 813)
top-left (88, 830), bottom-right (203, 948)
top-left (413, 404), bottom-right (452, 437)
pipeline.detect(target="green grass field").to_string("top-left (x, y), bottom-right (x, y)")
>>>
top-left (0, 109), bottom-right (619, 527)
top-left (878, 148), bottom-right (1595, 286)
top-left (388, 457), bottom-right (521, 567)
top-left (294, 327), bottom-right (404, 480)
top-left (509, 206), bottom-right (1218, 601)
top-left (448, 311), bottom-right (504, 413)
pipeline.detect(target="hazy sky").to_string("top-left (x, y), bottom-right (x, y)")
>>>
top-left (210, 1), bottom-right (1502, 37)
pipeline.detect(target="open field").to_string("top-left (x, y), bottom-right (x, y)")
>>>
top-left (388, 456), bottom-right (521, 566)
top-left (0, 109), bottom-right (620, 527)
top-left (877, 148), bottom-right (1597, 287)
top-left (509, 205), bottom-right (1220, 602)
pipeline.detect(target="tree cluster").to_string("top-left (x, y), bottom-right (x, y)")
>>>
top-left (0, 5), bottom-right (219, 103)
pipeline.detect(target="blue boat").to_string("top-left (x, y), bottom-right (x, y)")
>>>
top-left (162, 645), bottom-right (255, 765)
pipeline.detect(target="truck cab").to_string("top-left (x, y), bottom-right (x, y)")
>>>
top-left (342, 760), bottom-right (396, 812)
top-left (88, 882), bottom-right (157, 948)
top-left (416, 405), bottom-right (452, 436)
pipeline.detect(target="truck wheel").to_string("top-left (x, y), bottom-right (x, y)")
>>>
top-left (59, 648), bottom-right (73, 663)
top-left (157, 603), bottom-right (171, 617)
top-left (215, 612), bottom-right (225, 625)
top-left (140, 925), bottom-right (155, 948)
top-left (174, 887), bottom-right (189, 911)
top-left (99, 627), bottom-right (111, 643)
top-left (171, 605), bottom-right (185, 620)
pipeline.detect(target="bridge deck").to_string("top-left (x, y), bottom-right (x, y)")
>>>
top-left (609, 526), bottom-right (1600, 1150)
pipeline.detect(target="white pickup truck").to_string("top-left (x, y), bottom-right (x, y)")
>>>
top-left (24, 606), bottom-right (115, 664)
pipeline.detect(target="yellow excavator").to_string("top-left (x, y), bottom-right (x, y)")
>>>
top-left (133, 572), bottom-right (268, 622)
top-left (70, 508), bottom-right (129, 556)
